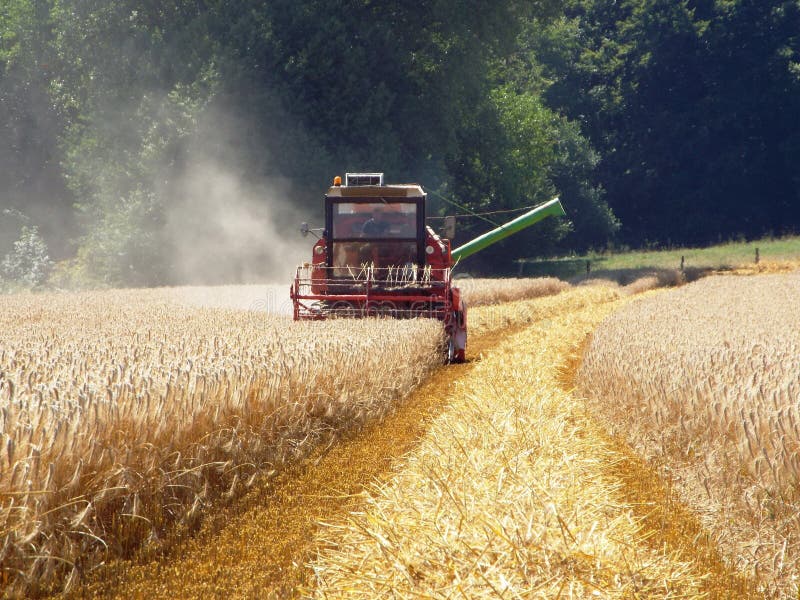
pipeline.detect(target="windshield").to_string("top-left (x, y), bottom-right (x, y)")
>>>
top-left (331, 202), bottom-right (417, 239)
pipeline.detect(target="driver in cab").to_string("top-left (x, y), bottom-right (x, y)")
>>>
top-left (361, 207), bottom-right (390, 237)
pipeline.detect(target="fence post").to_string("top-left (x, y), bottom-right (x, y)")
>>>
top-left (680, 255), bottom-right (685, 272)
top-left (586, 260), bottom-right (591, 274)
top-left (755, 247), bottom-right (760, 264)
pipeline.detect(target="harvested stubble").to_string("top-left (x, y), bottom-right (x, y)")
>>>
top-left (578, 274), bottom-right (800, 597)
top-left (0, 288), bottom-right (442, 597)
top-left (310, 287), bottom-right (717, 597)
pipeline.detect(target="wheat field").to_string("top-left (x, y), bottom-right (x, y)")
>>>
top-left (0, 278), bottom-right (572, 597)
top-left (457, 276), bottom-right (569, 306)
top-left (309, 285), bottom-right (756, 598)
top-left (578, 274), bottom-right (800, 597)
top-left (0, 288), bottom-right (444, 596)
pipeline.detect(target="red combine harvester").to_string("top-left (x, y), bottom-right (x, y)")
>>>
top-left (290, 173), bottom-right (566, 362)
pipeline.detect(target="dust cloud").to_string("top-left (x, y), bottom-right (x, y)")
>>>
top-left (163, 160), bottom-right (309, 286)
top-left (156, 95), bottom-right (325, 288)
top-left (2, 78), bottom-right (320, 290)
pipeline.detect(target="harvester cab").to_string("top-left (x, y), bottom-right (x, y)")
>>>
top-left (290, 173), bottom-right (566, 363)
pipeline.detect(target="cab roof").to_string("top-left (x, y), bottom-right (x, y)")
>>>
top-left (326, 184), bottom-right (425, 198)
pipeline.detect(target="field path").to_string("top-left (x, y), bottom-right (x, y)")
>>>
top-left (308, 290), bottom-right (758, 597)
top-left (71, 288), bottom-right (755, 598)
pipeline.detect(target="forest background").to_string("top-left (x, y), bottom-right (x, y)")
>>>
top-left (1, 0), bottom-right (798, 286)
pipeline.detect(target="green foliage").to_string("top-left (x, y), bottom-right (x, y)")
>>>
top-left (8, 0), bottom-right (797, 281)
top-left (548, 117), bottom-right (619, 250)
top-left (62, 83), bottom-right (213, 285)
top-left (69, 190), bottom-right (164, 287)
top-left (0, 1), bottom-right (22, 64)
top-left (491, 86), bottom-right (556, 198)
top-left (0, 0), bottom-right (74, 259)
top-left (527, 234), bottom-right (800, 279)
top-left (48, 0), bottom-right (221, 285)
top-left (444, 24), bottom-right (618, 267)
top-left (539, 0), bottom-right (800, 246)
top-left (40, 0), bottom-right (593, 280)
top-left (1, 225), bottom-right (52, 288)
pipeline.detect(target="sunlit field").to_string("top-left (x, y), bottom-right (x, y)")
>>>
top-left (309, 286), bottom-right (750, 598)
top-left (0, 277), bottom-right (569, 597)
top-left (578, 274), bottom-right (800, 597)
top-left (0, 288), bottom-right (441, 596)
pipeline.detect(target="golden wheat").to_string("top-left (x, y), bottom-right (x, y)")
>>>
top-left (0, 288), bottom-right (442, 597)
top-left (155, 278), bottom-right (571, 312)
top-left (457, 276), bottom-right (569, 306)
top-left (0, 277), bottom-right (570, 597)
top-left (578, 274), bottom-right (800, 598)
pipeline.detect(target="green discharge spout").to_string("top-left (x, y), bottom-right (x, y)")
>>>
top-left (451, 197), bottom-right (566, 262)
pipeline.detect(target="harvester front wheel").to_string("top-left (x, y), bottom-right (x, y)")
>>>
top-left (447, 307), bottom-right (467, 364)
top-left (447, 338), bottom-right (466, 363)
top-left (447, 338), bottom-right (456, 363)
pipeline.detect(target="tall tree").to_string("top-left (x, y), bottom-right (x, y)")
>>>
top-left (0, 0), bottom-right (72, 257)
top-left (49, 0), bottom-right (218, 285)
top-left (538, 0), bottom-right (800, 246)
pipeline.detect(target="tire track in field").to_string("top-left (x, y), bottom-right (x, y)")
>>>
top-left (308, 291), bottom-right (760, 597)
top-left (559, 326), bottom-right (762, 599)
top-left (72, 303), bottom-right (562, 599)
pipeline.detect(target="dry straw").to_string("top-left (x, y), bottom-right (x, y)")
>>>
top-left (310, 287), bottom-right (715, 597)
top-left (578, 274), bottom-right (800, 597)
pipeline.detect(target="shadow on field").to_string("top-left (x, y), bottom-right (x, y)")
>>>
top-left (570, 265), bottom-right (722, 287)
top-left (522, 256), bottom-right (734, 287)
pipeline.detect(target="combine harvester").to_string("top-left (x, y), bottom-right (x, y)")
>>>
top-left (290, 173), bottom-right (565, 362)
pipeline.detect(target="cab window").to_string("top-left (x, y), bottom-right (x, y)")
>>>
top-left (332, 202), bottom-right (416, 239)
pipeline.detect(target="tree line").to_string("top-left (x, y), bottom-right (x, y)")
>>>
top-left (1, 0), bottom-right (797, 286)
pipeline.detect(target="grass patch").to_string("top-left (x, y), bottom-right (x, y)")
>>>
top-left (521, 235), bottom-right (800, 278)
